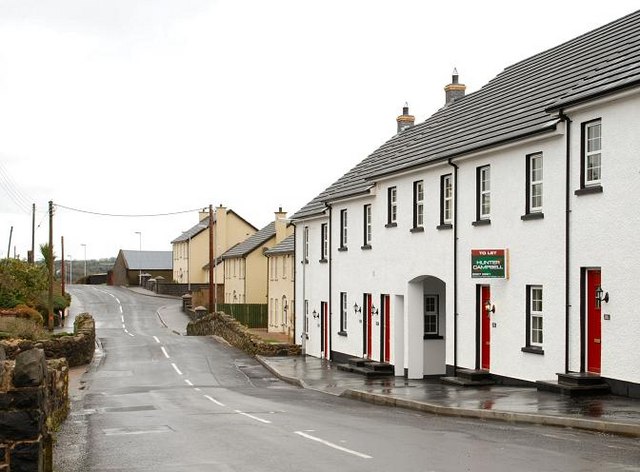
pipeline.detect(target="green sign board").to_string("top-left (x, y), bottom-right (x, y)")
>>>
top-left (471, 249), bottom-right (507, 278)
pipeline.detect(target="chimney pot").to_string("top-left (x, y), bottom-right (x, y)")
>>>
top-left (396, 102), bottom-right (415, 133)
top-left (444, 68), bottom-right (466, 106)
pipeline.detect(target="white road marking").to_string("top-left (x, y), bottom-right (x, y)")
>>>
top-left (171, 363), bottom-right (183, 375)
top-left (184, 379), bottom-right (193, 386)
top-left (121, 315), bottom-right (124, 323)
top-left (161, 347), bottom-right (170, 359)
top-left (294, 431), bottom-right (372, 459)
top-left (234, 410), bottom-right (271, 424)
top-left (153, 336), bottom-right (160, 343)
top-left (204, 395), bottom-right (225, 407)
top-left (122, 323), bottom-right (126, 329)
top-left (194, 388), bottom-right (201, 392)
top-left (128, 332), bottom-right (135, 337)
top-left (119, 305), bottom-right (123, 313)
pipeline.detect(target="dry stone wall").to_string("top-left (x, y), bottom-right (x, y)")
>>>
top-left (187, 312), bottom-right (300, 357)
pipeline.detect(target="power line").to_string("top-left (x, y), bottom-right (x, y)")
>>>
top-left (0, 162), bottom-right (33, 213)
top-left (54, 203), bottom-right (204, 218)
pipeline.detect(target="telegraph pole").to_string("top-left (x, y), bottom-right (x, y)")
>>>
top-left (61, 236), bottom-right (65, 298)
top-left (48, 201), bottom-right (54, 331)
top-left (30, 203), bottom-right (35, 263)
top-left (208, 204), bottom-right (214, 313)
top-left (6, 226), bottom-right (12, 259)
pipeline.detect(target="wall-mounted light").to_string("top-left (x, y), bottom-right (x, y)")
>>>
top-left (484, 300), bottom-right (495, 314)
top-left (595, 286), bottom-right (609, 306)
top-left (283, 301), bottom-right (288, 313)
top-left (371, 305), bottom-right (379, 316)
top-left (312, 309), bottom-right (319, 319)
top-left (353, 303), bottom-right (361, 314)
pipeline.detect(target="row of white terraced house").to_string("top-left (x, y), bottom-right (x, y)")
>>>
top-left (290, 11), bottom-right (640, 398)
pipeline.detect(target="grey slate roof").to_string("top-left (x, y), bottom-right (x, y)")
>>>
top-left (221, 222), bottom-right (276, 259)
top-left (121, 250), bottom-right (172, 270)
top-left (292, 10), bottom-right (640, 220)
top-left (264, 234), bottom-right (294, 256)
top-left (171, 210), bottom-right (257, 243)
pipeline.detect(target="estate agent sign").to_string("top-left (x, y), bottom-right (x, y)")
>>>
top-left (471, 249), bottom-right (508, 278)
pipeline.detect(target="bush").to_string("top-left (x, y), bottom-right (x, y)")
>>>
top-left (0, 317), bottom-right (50, 341)
top-left (0, 258), bottom-right (47, 308)
top-left (0, 304), bottom-right (44, 325)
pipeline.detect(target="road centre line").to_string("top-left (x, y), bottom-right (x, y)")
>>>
top-left (127, 332), bottom-right (135, 337)
top-left (234, 410), bottom-right (271, 424)
top-left (119, 306), bottom-right (123, 313)
top-left (294, 431), bottom-right (372, 459)
top-left (121, 315), bottom-right (124, 323)
top-left (184, 379), bottom-right (193, 386)
top-left (161, 347), bottom-right (170, 359)
top-left (171, 363), bottom-right (183, 375)
top-left (153, 336), bottom-right (160, 343)
top-left (204, 395), bottom-right (225, 407)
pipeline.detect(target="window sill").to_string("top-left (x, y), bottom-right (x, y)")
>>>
top-left (361, 244), bottom-right (372, 250)
top-left (521, 346), bottom-right (544, 355)
top-left (410, 226), bottom-right (425, 233)
top-left (437, 223), bottom-right (453, 230)
top-left (385, 222), bottom-right (397, 228)
top-left (318, 258), bottom-right (328, 263)
top-left (472, 219), bottom-right (491, 226)
top-left (337, 330), bottom-right (348, 337)
top-left (521, 212), bottom-right (544, 221)
top-left (575, 185), bottom-right (603, 196)
top-left (337, 246), bottom-right (348, 252)
top-left (424, 334), bottom-right (444, 340)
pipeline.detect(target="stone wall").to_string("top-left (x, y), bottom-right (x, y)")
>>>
top-left (0, 314), bottom-right (95, 368)
top-left (0, 348), bottom-right (68, 472)
top-left (187, 312), bottom-right (300, 357)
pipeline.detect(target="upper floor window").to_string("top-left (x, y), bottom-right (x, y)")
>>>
top-left (363, 204), bottom-right (372, 248)
top-left (412, 180), bottom-right (424, 231)
top-left (281, 255), bottom-right (286, 279)
top-left (475, 165), bottom-right (491, 223)
top-left (585, 120), bottom-right (602, 186)
top-left (339, 209), bottom-right (348, 250)
top-left (320, 223), bottom-right (328, 261)
top-left (523, 153), bottom-right (543, 219)
top-left (387, 186), bottom-right (397, 227)
top-left (440, 174), bottom-right (453, 227)
top-left (303, 225), bottom-right (309, 262)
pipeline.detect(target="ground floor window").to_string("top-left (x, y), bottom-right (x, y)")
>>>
top-left (524, 285), bottom-right (543, 351)
top-left (424, 294), bottom-right (439, 337)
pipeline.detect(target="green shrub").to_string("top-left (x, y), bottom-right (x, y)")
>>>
top-left (0, 317), bottom-right (50, 341)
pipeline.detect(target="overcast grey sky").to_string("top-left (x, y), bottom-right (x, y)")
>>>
top-left (1, 1), bottom-right (638, 261)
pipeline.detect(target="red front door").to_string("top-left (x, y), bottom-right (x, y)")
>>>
top-left (587, 270), bottom-right (602, 374)
top-left (321, 302), bottom-right (329, 360)
top-left (383, 295), bottom-right (391, 363)
top-left (481, 286), bottom-right (491, 370)
top-left (363, 294), bottom-right (372, 358)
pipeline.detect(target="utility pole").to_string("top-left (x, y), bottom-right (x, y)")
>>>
top-left (6, 226), bottom-right (12, 259)
top-left (61, 236), bottom-right (65, 298)
top-left (30, 203), bottom-right (35, 263)
top-left (208, 204), bottom-right (214, 313)
top-left (48, 201), bottom-right (54, 331)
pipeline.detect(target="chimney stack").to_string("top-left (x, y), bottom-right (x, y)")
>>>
top-left (274, 207), bottom-right (287, 244)
top-left (444, 68), bottom-right (466, 106)
top-left (396, 102), bottom-right (415, 133)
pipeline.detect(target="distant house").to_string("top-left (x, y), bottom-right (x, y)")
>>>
top-left (171, 206), bottom-right (257, 288)
top-left (265, 234), bottom-right (295, 340)
top-left (110, 250), bottom-right (173, 286)
top-left (222, 209), bottom-right (293, 304)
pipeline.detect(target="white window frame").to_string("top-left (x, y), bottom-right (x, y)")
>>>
top-left (340, 209), bottom-right (348, 248)
top-left (364, 204), bottom-right (372, 246)
top-left (442, 174), bottom-right (453, 225)
top-left (424, 294), bottom-right (439, 336)
top-left (529, 285), bottom-right (543, 347)
top-left (584, 120), bottom-right (602, 186)
top-left (479, 165), bottom-right (491, 220)
top-left (340, 292), bottom-right (348, 332)
top-left (321, 223), bottom-right (328, 260)
top-left (528, 153), bottom-right (543, 213)
top-left (414, 180), bottom-right (424, 228)
top-left (388, 186), bottom-right (397, 225)
top-left (303, 225), bottom-right (309, 262)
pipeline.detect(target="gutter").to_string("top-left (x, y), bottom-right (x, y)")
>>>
top-left (448, 158), bottom-right (459, 375)
top-left (327, 203), bottom-right (333, 360)
top-left (559, 111), bottom-right (572, 374)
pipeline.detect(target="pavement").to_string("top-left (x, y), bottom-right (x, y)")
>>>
top-left (91, 286), bottom-right (640, 438)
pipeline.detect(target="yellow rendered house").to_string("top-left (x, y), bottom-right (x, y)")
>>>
top-left (265, 233), bottom-right (295, 340)
top-left (171, 206), bottom-right (257, 287)
top-left (222, 208), bottom-right (293, 305)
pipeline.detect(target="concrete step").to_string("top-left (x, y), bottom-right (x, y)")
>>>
top-left (556, 372), bottom-right (606, 387)
top-left (337, 360), bottom-right (394, 378)
top-left (440, 375), bottom-right (495, 387)
top-left (536, 380), bottom-right (610, 396)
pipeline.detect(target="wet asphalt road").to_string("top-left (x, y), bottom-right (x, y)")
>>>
top-left (54, 285), bottom-right (640, 471)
